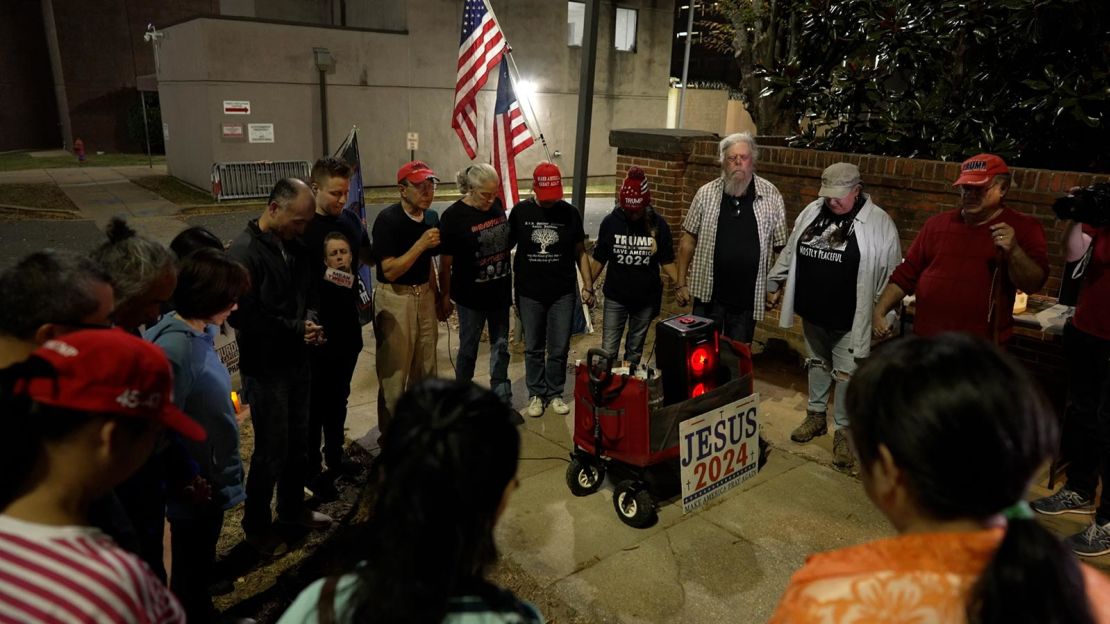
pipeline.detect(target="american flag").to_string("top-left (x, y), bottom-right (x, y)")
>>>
top-left (492, 58), bottom-right (534, 208)
top-left (453, 0), bottom-right (506, 159)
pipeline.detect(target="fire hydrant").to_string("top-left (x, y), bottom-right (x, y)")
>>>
top-left (73, 138), bottom-right (86, 163)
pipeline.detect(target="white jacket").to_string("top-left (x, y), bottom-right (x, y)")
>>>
top-left (767, 194), bottom-right (901, 358)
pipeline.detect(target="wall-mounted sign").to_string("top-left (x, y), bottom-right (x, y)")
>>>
top-left (248, 123), bottom-right (275, 143)
top-left (162, 123), bottom-right (169, 141)
top-left (407, 132), bottom-right (419, 151)
top-left (221, 123), bottom-right (244, 139)
top-left (223, 100), bottom-right (251, 115)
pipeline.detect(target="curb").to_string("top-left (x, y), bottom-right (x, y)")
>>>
top-left (0, 203), bottom-right (82, 220)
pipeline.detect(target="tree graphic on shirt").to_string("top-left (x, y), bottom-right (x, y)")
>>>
top-left (532, 228), bottom-right (558, 254)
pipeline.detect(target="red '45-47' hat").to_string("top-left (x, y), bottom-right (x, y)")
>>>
top-left (16, 329), bottom-right (206, 441)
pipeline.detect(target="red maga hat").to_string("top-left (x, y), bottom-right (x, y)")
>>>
top-left (532, 162), bottom-right (564, 202)
top-left (953, 153), bottom-right (1009, 187)
top-left (397, 161), bottom-right (439, 185)
top-left (18, 329), bottom-right (206, 441)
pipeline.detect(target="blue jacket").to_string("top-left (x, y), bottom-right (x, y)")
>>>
top-left (146, 315), bottom-right (246, 518)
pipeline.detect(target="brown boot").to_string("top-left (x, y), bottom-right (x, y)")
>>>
top-left (833, 428), bottom-right (854, 468)
top-left (790, 411), bottom-right (828, 443)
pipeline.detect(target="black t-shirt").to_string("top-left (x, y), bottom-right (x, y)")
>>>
top-left (510, 198), bottom-right (585, 302)
top-left (440, 199), bottom-right (513, 310)
top-left (794, 208), bottom-right (861, 331)
top-left (712, 181), bottom-right (760, 310)
top-left (371, 203), bottom-right (438, 285)
top-left (594, 208), bottom-right (674, 309)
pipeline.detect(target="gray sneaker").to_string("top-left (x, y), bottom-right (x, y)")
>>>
top-left (1030, 487), bottom-right (1095, 515)
top-left (1066, 521), bottom-right (1110, 557)
top-left (790, 411), bottom-right (828, 443)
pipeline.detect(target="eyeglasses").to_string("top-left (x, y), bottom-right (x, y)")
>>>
top-left (405, 180), bottom-right (437, 194)
top-left (724, 154), bottom-right (752, 165)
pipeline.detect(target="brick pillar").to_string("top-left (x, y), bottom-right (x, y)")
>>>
top-left (609, 129), bottom-right (719, 312)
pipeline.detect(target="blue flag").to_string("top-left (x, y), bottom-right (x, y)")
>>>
top-left (335, 129), bottom-right (373, 322)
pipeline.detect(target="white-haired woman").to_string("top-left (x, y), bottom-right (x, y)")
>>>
top-left (438, 163), bottom-right (514, 405)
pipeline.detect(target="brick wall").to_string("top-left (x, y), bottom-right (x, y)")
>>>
top-left (609, 128), bottom-right (1110, 410)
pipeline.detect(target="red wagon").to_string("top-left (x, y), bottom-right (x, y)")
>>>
top-left (566, 315), bottom-right (757, 527)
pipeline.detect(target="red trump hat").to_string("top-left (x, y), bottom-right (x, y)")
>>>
top-left (953, 153), bottom-right (1009, 187)
top-left (17, 329), bottom-right (206, 441)
top-left (532, 162), bottom-right (564, 202)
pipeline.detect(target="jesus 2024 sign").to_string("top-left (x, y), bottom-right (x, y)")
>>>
top-left (679, 393), bottom-right (760, 514)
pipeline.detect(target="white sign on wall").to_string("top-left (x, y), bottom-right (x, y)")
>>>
top-left (221, 123), bottom-right (244, 139)
top-left (406, 132), bottom-right (419, 151)
top-left (248, 123), bottom-right (275, 143)
top-left (679, 393), bottom-right (761, 513)
top-left (162, 123), bottom-right (169, 141)
top-left (223, 100), bottom-right (251, 114)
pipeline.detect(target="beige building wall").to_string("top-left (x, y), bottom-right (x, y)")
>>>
top-left (157, 0), bottom-right (673, 190)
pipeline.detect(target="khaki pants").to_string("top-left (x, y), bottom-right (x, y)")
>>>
top-left (374, 282), bottom-right (438, 437)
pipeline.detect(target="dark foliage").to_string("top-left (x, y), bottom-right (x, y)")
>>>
top-left (733, 0), bottom-right (1109, 171)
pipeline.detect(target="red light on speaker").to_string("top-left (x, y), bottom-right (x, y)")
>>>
top-left (689, 346), bottom-right (712, 375)
top-left (691, 383), bottom-right (707, 397)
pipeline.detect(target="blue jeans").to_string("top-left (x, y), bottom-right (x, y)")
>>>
top-left (602, 298), bottom-right (657, 365)
top-left (241, 361), bottom-right (311, 535)
top-left (518, 293), bottom-right (575, 400)
top-left (456, 303), bottom-right (512, 404)
top-left (692, 298), bottom-right (756, 344)
top-left (802, 321), bottom-right (856, 429)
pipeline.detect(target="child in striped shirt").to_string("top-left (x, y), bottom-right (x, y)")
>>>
top-left (0, 330), bottom-right (207, 624)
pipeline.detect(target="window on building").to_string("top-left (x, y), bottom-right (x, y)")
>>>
top-left (615, 7), bottom-right (637, 52)
top-left (568, 1), bottom-right (585, 47)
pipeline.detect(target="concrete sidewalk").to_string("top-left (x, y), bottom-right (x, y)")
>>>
top-left (339, 321), bottom-right (883, 622)
top-left (333, 316), bottom-right (1110, 622)
top-left (0, 164), bottom-right (168, 185)
top-left (0, 164), bottom-right (188, 243)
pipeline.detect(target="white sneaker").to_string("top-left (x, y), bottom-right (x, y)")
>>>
top-left (550, 397), bottom-right (570, 415)
top-left (526, 396), bottom-right (544, 417)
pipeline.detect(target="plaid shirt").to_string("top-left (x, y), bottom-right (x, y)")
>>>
top-left (682, 175), bottom-right (787, 320)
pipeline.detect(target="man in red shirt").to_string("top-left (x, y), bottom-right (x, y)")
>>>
top-left (873, 154), bottom-right (1048, 344)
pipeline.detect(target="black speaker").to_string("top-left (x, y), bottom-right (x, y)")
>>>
top-left (655, 314), bottom-right (719, 405)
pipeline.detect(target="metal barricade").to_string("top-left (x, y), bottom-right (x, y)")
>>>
top-left (210, 160), bottom-right (311, 201)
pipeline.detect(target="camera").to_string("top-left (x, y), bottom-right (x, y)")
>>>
top-left (1052, 183), bottom-right (1110, 228)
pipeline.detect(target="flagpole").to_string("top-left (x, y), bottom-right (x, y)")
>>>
top-left (505, 49), bottom-right (551, 161)
top-left (481, 0), bottom-right (551, 161)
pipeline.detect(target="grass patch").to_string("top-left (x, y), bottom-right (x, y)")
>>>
top-left (0, 152), bottom-right (165, 172)
top-left (0, 183), bottom-right (79, 212)
top-left (132, 175), bottom-right (215, 205)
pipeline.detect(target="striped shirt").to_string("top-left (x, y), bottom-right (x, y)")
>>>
top-left (682, 175), bottom-right (788, 320)
top-left (0, 515), bottom-right (184, 624)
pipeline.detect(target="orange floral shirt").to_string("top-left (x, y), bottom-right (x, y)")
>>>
top-left (771, 529), bottom-right (1110, 623)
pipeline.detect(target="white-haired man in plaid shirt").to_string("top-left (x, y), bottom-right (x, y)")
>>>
top-left (675, 132), bottom-right (787, 343)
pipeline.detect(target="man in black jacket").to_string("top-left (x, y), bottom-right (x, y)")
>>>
top-left (228, 178), bottom-right (332, 554)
